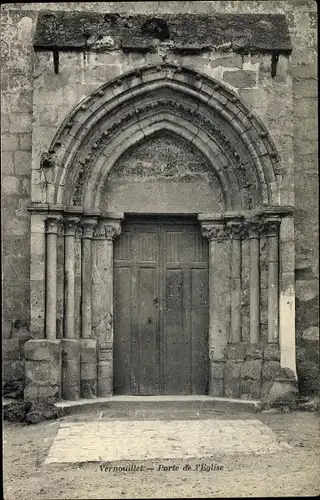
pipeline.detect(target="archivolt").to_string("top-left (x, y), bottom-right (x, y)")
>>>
top-left (45, 64), bottom-right (280, 210)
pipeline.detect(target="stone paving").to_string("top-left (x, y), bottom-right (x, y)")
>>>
top-left (45, 419), bottom-right (291, 464)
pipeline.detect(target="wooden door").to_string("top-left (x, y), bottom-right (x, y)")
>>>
top-left (113, 217), bottom-right (208, 395)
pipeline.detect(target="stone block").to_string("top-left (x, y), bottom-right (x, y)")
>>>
top-left (241, 360), bottom-right (262, 380)
top-left (14, 151), bottom-right (31, 175)
top-left (81, 362), bottom-right (97, 381)
top-left (61, 338), bottom-right (80, 360)
top-left (24, 385), bottom-right (39, 402)
top-left (62, 358), bottom-right (80, 386)
top-left (2, 134), bottom-right (19, 151)
top-left (261, 380), bottom-right (298, 407)
top-left (37, 385), bottom-right (60, 403)
top-left (25, 360), bottom-right (61, 386)
top-left (226, 343), bottom-right (246, 361)
top-left (80, 339), bottom-right (97, 363)
top-left (24, 339), bottom-right (61, 362)
top-left (209, 55), bottom-right (242, 70)
top-left (224, 379), bottom-right (241, 398)
top-left (62, 385), bottom-right (80, 401)
top-left (262, 360), bottom-right (281, 380)
top-left (2, 339), bottom-right (27, 359)
top-left (223, 70), bottom-right (256, 88)
top-left (244, 343), bottom-right (264, 360)
top-left (1, 152), bottom-right (14, 175)
top-left (264, 344), bottom-right (280, 361)
top-left (2, 176), bottom-right (20, 195)
top-left (210, 361), bottom-right (225, 379)
top-left (209, 378), bottom-right (224, 397)
top-left (19, 133), bottom-right (32, 151)
top-left (81, 379), bottom-right (97, 399)
top-left (9, 113), bottom-right (32, 133)
top-left (97, 361), bottom-right (113, 397)
top-left (3, 360), bottom-right (25, 382)
top-left (224, 362), bottom-right (241, 380)
top-left (241, 380), bottom-right (261, 399)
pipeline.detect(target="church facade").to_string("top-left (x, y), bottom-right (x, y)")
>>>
top-left (1, 2), bottom-right (318, 404)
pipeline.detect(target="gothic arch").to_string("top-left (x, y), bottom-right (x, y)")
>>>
top-left (43, 63), bottom-right (281, 211)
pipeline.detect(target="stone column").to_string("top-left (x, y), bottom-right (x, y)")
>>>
top-left (61, 215), bottom-right (81, 400)
top-left (266, 217), bottom-right (280, 343)
top-left (93, 215), bottom-right (123, 397)
top-left (45, 215), bottom-right (62, 340)
top-left (81, 217), bottom-right (97, 340)
top-left (247, 222), bottom-right (261, 344)
top-left (63, 216), bottom-right (80, 339)
top-left (199, 217), bottom-right (231, 397)
top-left (228, 221), bottom-right (243, 343)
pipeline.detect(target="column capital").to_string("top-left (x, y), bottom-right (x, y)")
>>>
top-left (94, 219), bottom-right (122, 241)
top-left (81, 217), bottom-right (98, 239)
top-left (200, 223), bottom-right (230, 242)
top-left (264, 217), bottom-right (281, 237)
top-left (243, 220), bottom-right (265, 239)
top-left (45, 215), bottom-right (63, 235)
top-left (226, 220), bottom-right (244, 240)
top-left (63, 216), bottom-right (80, 237)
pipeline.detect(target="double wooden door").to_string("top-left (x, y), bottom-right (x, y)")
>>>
top-left (113, 217), bottom-right (209, 395)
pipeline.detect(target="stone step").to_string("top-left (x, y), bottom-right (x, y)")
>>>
top-left (55, 395), bottom-right (261, 415)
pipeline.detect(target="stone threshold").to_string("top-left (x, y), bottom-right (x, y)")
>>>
top-left (54, 395), bottom-right (261, 414)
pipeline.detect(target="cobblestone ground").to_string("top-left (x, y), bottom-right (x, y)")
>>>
top-left (3, 408), bottom-right (320, 499)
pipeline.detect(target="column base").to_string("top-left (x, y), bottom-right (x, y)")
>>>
top-left (80, 339), bottom-right (98, 398)
top-left (24, 339), bottom-right (62, 403)
top-left (61, 339), bottom-right (80, 400)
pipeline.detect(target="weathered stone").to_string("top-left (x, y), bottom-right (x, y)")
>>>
top-left (210, 361), bottom-right (225, 379)
top-left (244, 343), bottom-right (264, 360)
top-left (25, 410), bottom-right (45, 424)
top-left (241, 360), bottom-right (262, 380)
top-left (2, 176), bottom-right (20, 195)
top-left (24, 339), bottom-right (61, 362)
top-left (224, 362), bottom-right (241, 380)
top-left (2, 134), bottom-right (19, 151)
top-left (209, 378), bottom-right (224, 397)
top-left (262, 360), bottom-right (282, 380)
top-left (14, 151), bottom-right (31, 175)
top-left (224, 379), bottom-right (241, 398)
top-left (264, 344), bottom-right (281, 361)
top-left (226, 344), bottom-right (246, 362)
top-left (223, 70), bottom-right (256, 88)
top-left (261, 380), bottom-right (299, 408)
top-left (241, 380), bottom-right (261, 399)
top-left (1, 152), bottom-right (14, 175)
top-left (80, 339), bottom-right (97, 363)
top-left (81, 379), bottom-right (97, 399)
top-left (25, 360), bottom-right (61, 386)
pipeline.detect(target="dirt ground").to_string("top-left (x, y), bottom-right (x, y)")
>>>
top-left (3, 408), bottom-right (320, 499)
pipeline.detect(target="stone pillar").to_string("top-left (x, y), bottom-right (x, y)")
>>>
top-left (199, 217), bottom-right (231, 397)
top-left (228, 221), bottom-right (242, 343)
top-left (61, 215), bottom-right (81, 400)
top-left (92, 215), bottom-right (123, 397)
top-left (81, 217), bottom-right (97, 339)
top-left (248, 222), bottom-right (261, 344)
top-left (45, 215), bottom-right (62, 340)
top-left (279, 215), bottom-right (297, 376)
top-left (64, 216), bottom-right (80, 339)
top-left (266, 217), bottom-right (280, 344)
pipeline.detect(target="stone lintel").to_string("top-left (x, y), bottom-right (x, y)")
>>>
top-left (33, 12), bottom-right (292, 54)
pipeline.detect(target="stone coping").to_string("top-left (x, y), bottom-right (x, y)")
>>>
top-left (33, 12), bottom-right (292, 54)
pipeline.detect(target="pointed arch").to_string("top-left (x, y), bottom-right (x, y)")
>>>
top-left (44, 64), bottom-right (281, 210)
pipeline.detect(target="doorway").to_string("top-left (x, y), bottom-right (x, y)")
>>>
top-left (113, 216), bottom-right (209, 395)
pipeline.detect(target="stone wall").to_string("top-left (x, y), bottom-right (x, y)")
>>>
top-left (1, 1), bottom-right (318, 396)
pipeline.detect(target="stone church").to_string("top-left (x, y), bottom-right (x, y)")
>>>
top-left (1, 2), bottom-right (318, 406)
